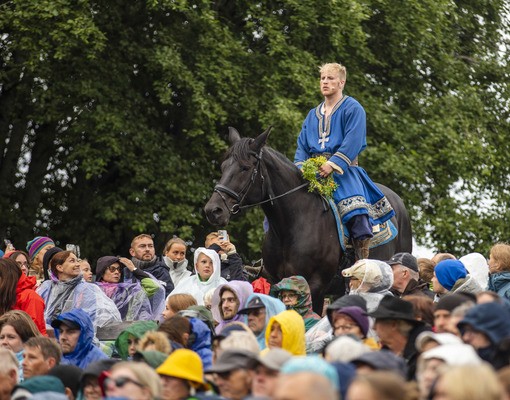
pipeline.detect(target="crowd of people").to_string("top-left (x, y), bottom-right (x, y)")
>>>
top-left (1, 231), bottom-right (510, 400)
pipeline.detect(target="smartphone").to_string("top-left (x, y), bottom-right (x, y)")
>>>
top-left (218, 230), bottom-right (229, 242)
top-left (4, 239), bottom-right (14, 251)
top-left (66, 244), bottom-right (81, 257)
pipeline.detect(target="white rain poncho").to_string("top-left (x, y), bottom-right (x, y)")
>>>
top-left (171, 247), bottom-right (227, 305)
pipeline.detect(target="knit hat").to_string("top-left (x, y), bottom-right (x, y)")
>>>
top-left (26, 236), bottom-right (55, 261)
top-left (434, 260), bottom-right (467, 291)
top-left (133, 350), bottom-right (168, 369)
top-left (435, 294), bottom-right (472, 312)
top-left (15, 375), bottom-right (66, 394)
top-left (332, 306), bottom-right (369, 337)
top-left (280, 356), bottom-right (340, 390)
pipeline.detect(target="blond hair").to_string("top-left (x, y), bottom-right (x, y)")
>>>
top-left (490, 243), bottom-right (510, 272)
top-left (163, 237), bottom-right (187, 255)
top-left (319, 63), bottom-right (347, 80)
top-left (110, 362), bottom-right (162, 399)
top-left (130, 234), bottom-right (153, 248)
top-left (167, 293), bottom-right (197, 314)
top-left (436, 364), bottom-right (502, 400)
top-left (138, 331), bottom-right (171, 355)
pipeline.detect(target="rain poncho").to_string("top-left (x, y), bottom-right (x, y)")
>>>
top-left (488, 272), bottom-right (510, 301)
top-left (271, 275), bottom-right (321, 331)
top-left (171, 248), bottom-right (227, 305)
top-left (95, 256), bottom-right (164, 321)
top-left (53, 309), bottom-right (108, 369)
top-left (189, 317), bottom-right (213, 369)
top-left (342, 259), bottom-right (394, 312)
top-left (37, 275), bottom-right (121, 330)
top-left (459, 253), bottom-right (489, 291)
top-left (241, 293), bottom-right (286, 350)
top-left (211, 281), bottom-right (253, 334)
top-left (115, 321), bottom-right (159, 360)
top-left (264, 309), bottom-right (306, 356)
top-left (15, 273), bottom-right (47, 335)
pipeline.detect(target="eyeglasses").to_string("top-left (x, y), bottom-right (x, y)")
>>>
top-left (334, 324), bottom-right (356, 331)
top-left (104, 376), bottom-right (145, 389)
top-left (279, 292), bottom-right (298, 300)
top-left (16, 261), bottom-right (29, 267)
top-left (107, 265), bottom-right (122, 273)
top-left (215, 370), bottom-right (238, 380)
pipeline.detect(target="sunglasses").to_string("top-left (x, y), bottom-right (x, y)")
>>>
top-left (104, 376), bottom-right (145, 389)
top-left (107, 265), bottom-right (122, 273)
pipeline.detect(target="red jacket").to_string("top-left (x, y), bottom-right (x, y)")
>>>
top-left (14, 274), bottom-right (47, 335)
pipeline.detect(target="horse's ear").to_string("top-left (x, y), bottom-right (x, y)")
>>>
top-left (250, 126), bottom-right (272, 152)
top-left (228, 127), bottom-right (241, 144)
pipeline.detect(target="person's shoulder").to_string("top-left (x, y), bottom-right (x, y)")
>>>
top-left (343, 95), bottom-right (365, 110)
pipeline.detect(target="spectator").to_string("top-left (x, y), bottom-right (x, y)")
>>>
top-left (0, 258), bottom-right (46, 335)
top-left (156, 349), bottom-right (209, 400)
top-left (37, 250), bottom-right (121, 329)
top-left (414, 331), bottom-right (462, 353)
top-left (370, 296), bottom-right (431, 380)
top-left (265, 310), bottom-right (306, 356)
top-left (324, 335), bottom-right (371, 363)
top-left (52, 309), bottom-right (108, 369)
top-left (162, 237), bottom-right (192, 288)
top-left (95, 256), bottom-right (164, 321)
top-left (433, 293), bottom-right (473, 333)
top-left (0, 348), bottom-right (19, 397)
top-left (237, 294), bottom-right (286, 350)
top-left (460, 252), bottom-right (490, 291)
top-left (275, 356), bottom-right (339, 400)
top-left (4, 250), bottom-right (31, 276)
top-left (115, 321), bottom-right (158, 360)
top-left (11, 375), bottom-right (66, 399)
top-left (137, 331), bottom-right (172, 355)
top-left (458, 302), bottom-right (510, 365)
top-left (26, 236), bottom-right (55, 281)
top-left (430, 252), bottom-right (456, 264)
top-left (248, 348), bottom-right (292, 399)
top-left (48, 364), bottom-right (82, 400)
top-left (206, 231), bottom-right (247, 281)
top-left (218, 330), bottom-right (260, 356)
top-left (212, 281), bottom-right (253, 334)
top-left (128, 234), bottom-right (174, 296)
top-left (271, 276), bottom-right (321, 331)
top-left (80, 259), bottom-right (94, 283)
top-left (104, 361), bottom-right (162, 400)
top-left (78, 359), bottom-right (117, 400)
top-left (346, 371), bottom-right (416, 400)
top-left (205, 349), bottom-right (255, 400)
top-left (432, 259), bottom-right (482, 300)
top-left (351, 350), bottom-right (408, 378)
top-left (487, 243), bottom-right (510, 301)
top-left (403, 295), bottom-right (434, 326)
top-left (0, 310), bottom-right (42, 381)
top-left (432, 364), bottom-right (503, 400)
top-left (342, 259), bottom-right (394, 312)
top-left (162, 293), bottom-right (197, 320)
top-left (172, 248), bottom-right (227, 305)
top-left (416, 343), bottom-right (481, 399)
top-left (417, 257), bottom-right (435, 286)
top-left (328, 305), bottom-right (379, 349)
top-left (22, 336), bottom-right (62, 379)
top-left (387, 252), bottom-right (433, 298)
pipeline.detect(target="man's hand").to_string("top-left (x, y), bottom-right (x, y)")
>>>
top-left (218, 240), bottom-right (236, 254)
top-left (319, 163), bottom-right (334, 178)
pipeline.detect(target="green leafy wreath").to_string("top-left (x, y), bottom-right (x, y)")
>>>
top-left (301, 156), bottom-right (338, 199)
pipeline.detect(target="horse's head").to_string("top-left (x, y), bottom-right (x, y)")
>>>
top-left (204, 126), bottom-right (271, 226)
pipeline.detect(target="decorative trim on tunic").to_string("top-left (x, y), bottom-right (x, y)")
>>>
top-left (314, 96), bottom-right (349, 144)
top-left (338, 195), bottom-right (394, 221)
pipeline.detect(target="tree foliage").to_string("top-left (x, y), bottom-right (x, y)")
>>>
top-left (0, 0), bottom-right (509, 262)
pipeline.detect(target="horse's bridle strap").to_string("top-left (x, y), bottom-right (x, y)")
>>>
top-left (214, 184), bottom-right (241, 202)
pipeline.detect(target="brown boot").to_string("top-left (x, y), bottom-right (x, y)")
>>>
top-left (353, 238), bottom-right (370, 261)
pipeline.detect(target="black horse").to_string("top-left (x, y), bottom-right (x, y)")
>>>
top-left (204, 127), bottom-right (412, 313)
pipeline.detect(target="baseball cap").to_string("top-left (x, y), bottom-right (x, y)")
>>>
top-left (237, 296), bottom-right (265, 315)
top-left (387, 252), bottom-right (419, 272)
top-left (249, 348), bottom-right (292, 371)
top-left (51, 318), bottom-right (80, 330)
top-left (205, 350), bottom-right (256, 373)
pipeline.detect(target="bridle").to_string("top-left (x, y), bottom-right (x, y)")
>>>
top-left (213, 147), bottom-right (309, 215)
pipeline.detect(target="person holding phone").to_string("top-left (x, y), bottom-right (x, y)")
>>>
top-left (205, 231), bottom-right (247, 282)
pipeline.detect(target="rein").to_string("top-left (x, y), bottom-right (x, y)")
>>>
top-left (214, 148), bottom-right (309, 214)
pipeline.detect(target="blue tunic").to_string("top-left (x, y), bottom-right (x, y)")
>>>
top-left (294, 96), bottom-right (394, 226)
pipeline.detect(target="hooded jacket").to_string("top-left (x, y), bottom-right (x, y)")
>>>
top-left (271, 276), bottom-right (321, 331)
top-left (54, 309), bottom-right (108, 369)
top-left (487, 272), bottom-right (510, 301)
top-left (15, 273), bottom-right (47, 335)
top-left (172, 248), bottom-right (227, 305)
top-left (189, 317), bottom-right (213, 369)
top-left (211, 281), bottom-right (253, 334)
top-left (264, 310), bottom-right (306, 356)
top-left (241, 293), bottom-right (286, 350)
top-left (115, 320), bottom-right (159, 360)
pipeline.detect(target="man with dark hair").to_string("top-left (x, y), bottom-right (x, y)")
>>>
top-left (22, 336), bottom-right (62, 379)
top-left (128, 234), bottom-right (174, 296)
top-left (388, 252), bottom-right (433, 298)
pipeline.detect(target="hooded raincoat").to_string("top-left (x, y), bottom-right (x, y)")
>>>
top-left (171, 248), bottom-right (227, 305)
top-left (53, 309), bottom-right (108, 369)
top-left (264, 309), bottom-right (306, 356)
top-left (115, 321), bottom-right (159, 360)
top-left (211, 281), bottom-right (253, 334)
top-left (241, 293), bottom-right (286, 350)
top-left (15, 273), bottom-right (47, 335)
top-left (189, 317), bottom-right (213, 369)
top-left (271, 276), bottom-right (321, 331)
top-left (488, 272), bottom-right (510, 301)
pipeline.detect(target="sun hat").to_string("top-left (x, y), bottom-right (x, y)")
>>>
top-left (156, 349), bottom-right (206, 388)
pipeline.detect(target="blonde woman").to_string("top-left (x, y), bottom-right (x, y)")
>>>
top-left (104, 361), bottom-right (161, 400)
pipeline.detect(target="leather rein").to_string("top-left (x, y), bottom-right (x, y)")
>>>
top-left (213, 148), bottom-right (309, 215)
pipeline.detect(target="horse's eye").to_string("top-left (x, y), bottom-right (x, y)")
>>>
top-left (241, 165), bottom-right (250, 172)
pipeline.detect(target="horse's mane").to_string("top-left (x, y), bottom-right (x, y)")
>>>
top-left (224, 137), bottom-right (297, 172)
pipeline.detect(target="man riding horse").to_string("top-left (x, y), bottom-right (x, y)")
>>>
top-left (294, 63), bottom-right (395, 260)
